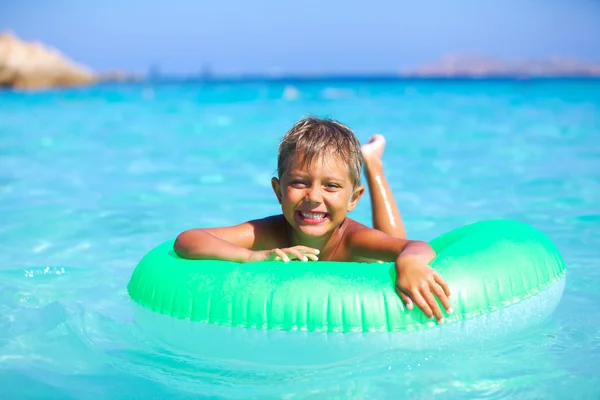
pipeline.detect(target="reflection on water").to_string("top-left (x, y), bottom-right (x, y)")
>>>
top-left (1, 80), bottom-right (599, 398)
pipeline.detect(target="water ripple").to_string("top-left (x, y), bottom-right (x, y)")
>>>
top-left (1, 80), bottom-right (600, 398)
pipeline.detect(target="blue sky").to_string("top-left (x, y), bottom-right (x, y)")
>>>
top-left (1, 0), bottom-right (599, 75)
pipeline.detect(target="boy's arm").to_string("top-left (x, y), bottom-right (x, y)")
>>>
top-left (173, 221), bottom-right (259, 262)
top-left (174, 216), bottom-right (320, 263)
top-left (347, 228), bottom-right (452, 322)
top-left (346, 227), bottom-right (430, 262)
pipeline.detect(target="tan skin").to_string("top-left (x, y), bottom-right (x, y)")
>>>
top-left (174, 135), bottom-right (453, 323)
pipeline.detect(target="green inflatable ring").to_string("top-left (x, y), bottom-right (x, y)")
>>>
top-left (127, 219), bottom-right (566, 334)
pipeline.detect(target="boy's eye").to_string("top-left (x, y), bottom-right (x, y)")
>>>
top-left (326, 183), bottom-right (341, 189)
top-left (291, 180), bottom-right (307, 187)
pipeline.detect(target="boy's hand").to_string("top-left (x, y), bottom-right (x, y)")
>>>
top-left (395, 255), bottom-right (452, 323)
top-left (246, 246), bottom-right (320, 263)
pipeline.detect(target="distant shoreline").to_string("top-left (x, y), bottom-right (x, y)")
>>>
top-left (3, 75), bottom-right (600, 91)
top-left (3, 31), bottom-right (599, 91)
top-left (108, 75), bottom-right (600, 84)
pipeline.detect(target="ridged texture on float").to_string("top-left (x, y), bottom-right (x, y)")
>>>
top-left (127, 219), bottom-right (566, 333)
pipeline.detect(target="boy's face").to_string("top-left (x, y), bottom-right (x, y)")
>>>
top-left (271, 151), bottom-right (364, 240)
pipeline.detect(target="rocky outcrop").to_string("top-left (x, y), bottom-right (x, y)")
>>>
top-left (0, 31), bottom-right (98, 90)
top-left (401, 55), bottom-right (600, 78)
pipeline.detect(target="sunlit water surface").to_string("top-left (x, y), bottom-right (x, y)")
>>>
top-left (1, 79), bottom-right (599, 399)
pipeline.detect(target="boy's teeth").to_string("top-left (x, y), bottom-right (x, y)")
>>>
top-left (300, 211), bottom-right (326, 220)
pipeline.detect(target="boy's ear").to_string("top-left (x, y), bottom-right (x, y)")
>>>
top-left (347, 185), bottom-right (365, 211)
top-left (271, 177), bottom-right (283, 204)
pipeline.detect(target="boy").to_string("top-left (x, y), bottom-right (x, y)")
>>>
top-left (174, 117), bottom-right (453, 323)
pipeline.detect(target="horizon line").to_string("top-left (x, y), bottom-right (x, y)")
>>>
top-left (102, 73), bottom-right (600, 84)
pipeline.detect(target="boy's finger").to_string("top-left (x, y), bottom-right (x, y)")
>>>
top-left (431, 283), bottom-right (453, 314)
top-left (296, 246), bottom-right (320, 255)
top-left (287, 249), bottom-right (307, 261)
top-left (398, 292), bottom-right (413, 311)
top-left (409, 290), bottom-right (434, 319)
top-left (422, 289), bottom-right (444, 322)
top-left (434, 273), bottom-right (451, 297)
top-left (395, 287), bottom-right (413, 310)
top-left (305, 254), bottom-right (319, 261)
top-left (275, 249), bottom-right (289, 262)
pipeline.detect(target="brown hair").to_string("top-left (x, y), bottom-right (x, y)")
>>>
top-left (277, 117), bottom-right (363, 187)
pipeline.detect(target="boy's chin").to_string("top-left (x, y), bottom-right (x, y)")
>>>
top-left (295, 224), bottom-right (332, 238)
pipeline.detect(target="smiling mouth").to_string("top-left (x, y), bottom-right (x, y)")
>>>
top-left (296, 211), bottom-right (329, 224)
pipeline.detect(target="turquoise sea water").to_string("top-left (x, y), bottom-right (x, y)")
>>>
top-left (1, 79), bottom-right (599, 399)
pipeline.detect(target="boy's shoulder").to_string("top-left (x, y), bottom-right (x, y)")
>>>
top-left (342, 217), bottom-right (374, 238)
top-left (338, 218), bottom-right (386, 262)
top-left (341, 218), bottom-right (409, 262)
top-left (247, 214), bottom-right (288, 250)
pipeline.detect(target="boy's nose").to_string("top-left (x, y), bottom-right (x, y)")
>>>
top-left (306, 186), bottom-right (323, 203)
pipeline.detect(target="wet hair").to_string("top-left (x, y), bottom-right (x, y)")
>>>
top-left (277, 117), bottom-right (363, 187)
